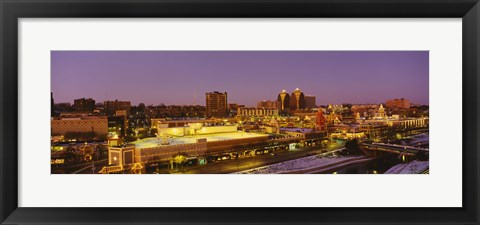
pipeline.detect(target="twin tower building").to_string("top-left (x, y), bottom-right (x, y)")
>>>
top-left (277, 88), bottom-right (315, 113)
top-left (206, 88), bottom-right (316, 118)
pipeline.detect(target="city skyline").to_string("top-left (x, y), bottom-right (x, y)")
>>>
top-left (51, 51), bottom-right (429, 106)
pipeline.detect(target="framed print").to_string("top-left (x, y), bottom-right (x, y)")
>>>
top-left (1, 0), bottom-right (479, 224)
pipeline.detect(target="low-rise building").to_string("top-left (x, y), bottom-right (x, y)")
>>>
top-left (237, 107), bottom-right (278, 117)
top-left (257, 100), bottom-right (279, 108)
top-left (51, 116), bottom-right (108, 140)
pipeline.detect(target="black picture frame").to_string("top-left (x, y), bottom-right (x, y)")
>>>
top-left (1, 0), bottom-right (479, 224)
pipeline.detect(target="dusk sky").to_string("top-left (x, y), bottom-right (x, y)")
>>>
top-left (51, 51), bottom-right (429, 107)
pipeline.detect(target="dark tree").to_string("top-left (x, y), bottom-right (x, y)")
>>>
top-left (342, 139), bottom-right (365, 156)
top-left (415, 151), bottom-right (429, 161)
top-left (124, 135), bottom-right (137, 143)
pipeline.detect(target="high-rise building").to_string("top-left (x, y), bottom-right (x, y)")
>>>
top-left (290, 88), bottom-right (306, 110)
top-left (305, 95), bottom-right (316, 109)
top-left (104, 100), bottom-right (131, 116)
top-left (73, 98), bottom-right (96, 112)
top-left (277, 90), bottom-right (290, 113)
top-left (206, 91), bottom-right (228, 118)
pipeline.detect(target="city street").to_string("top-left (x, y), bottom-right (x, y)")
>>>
top-left (157, 142), bottom-right (344, 174)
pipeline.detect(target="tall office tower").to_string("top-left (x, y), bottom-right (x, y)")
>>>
top-left (104, 100), bottom-right (131, 116)
top-left (305, 95), bottom-right (317, 109)
top-left (73, 98), bottom-right (96, 112)
top-left (290, 88), bottom-right (306, 110)
top-left (205, 91), bottom-right (228, 118)
top-left (277, 90), bottom-right (290, 113)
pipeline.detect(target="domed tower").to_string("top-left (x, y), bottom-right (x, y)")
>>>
top-left (277, 89), bottom-right (290, 113)
top-left (290, 88), bottom-right (306, 110)
top-left (269, 117), bottom-right (280, 134)
top-left (355, 112), bottom-right (361, 120)
top-left (378, 104), bottom-right (385, 118)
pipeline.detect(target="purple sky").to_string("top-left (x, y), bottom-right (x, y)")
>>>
top-left (51, 51), bottom-right (429, 107)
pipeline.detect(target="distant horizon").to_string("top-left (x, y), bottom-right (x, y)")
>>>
top-left (51, 51), bottom-right (429, 106)
top-left (51, 96), bottom-right (428, 108)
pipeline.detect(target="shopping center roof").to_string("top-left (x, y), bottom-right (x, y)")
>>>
top-left (133, 131), bottom-right (267, 148)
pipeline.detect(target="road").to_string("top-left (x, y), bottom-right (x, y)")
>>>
top-left (157, 142), bottom-right (344, 174)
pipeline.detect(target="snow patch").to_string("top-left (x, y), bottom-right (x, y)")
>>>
top-left (234, 149), bottom-right (363, 174)
top-left (384, 160), bottom-right (429, 174)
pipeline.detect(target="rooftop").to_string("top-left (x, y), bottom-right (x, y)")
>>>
top-left (132, 131), bottom-right (268, 148)
top-left (280, 127), bottom-right (314, 133)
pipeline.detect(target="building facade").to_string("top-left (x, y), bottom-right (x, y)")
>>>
top-left (257, 100), bottom-right (279, 108)
top-left (386, 98), bottom-right (411, 109)
top-left (290, 88), bottom-right (306, 110)
top-left (104, 100), bottom-right (131, 116)
top-left (51, 116), bottom-right (108, 139)
top-left (157, 123), bottom-right (238, 137)
top-left (237, 107), bottom-right (279, 117)
top-left (73, 98), bottom-right (96, 112)
top-left (277, 90), bottom-right (290, 113)
top-left (108, 116), bottom-right (127, 137)
top-left (206, 91), bottom-right (228, 118)
top-left (305, 95), bottom-right (316, 109)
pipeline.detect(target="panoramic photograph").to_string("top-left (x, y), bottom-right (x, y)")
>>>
top-left (50, 51), bottom-right (429, 174)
